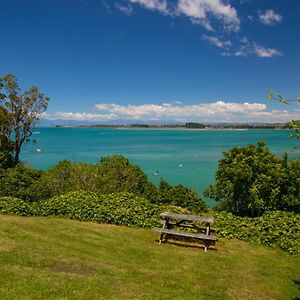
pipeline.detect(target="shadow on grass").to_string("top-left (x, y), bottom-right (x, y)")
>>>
top-left (154, 239), bottom-right (217, 251)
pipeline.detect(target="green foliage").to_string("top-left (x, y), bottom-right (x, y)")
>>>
top-left (0, 107), bottom-right (14, 169)
top-left (0, 73), bottom-right (49, 164)
top-left (0, 191), bottom-right (162, 228)
top-left (0, 165), bottom-right (42, 200)
top-left (30, 156), bottom-right (159, 202)
top-left (205, 142), bottom-right (300, 216)
top-left (212, 210), bottom-right (300, 255)
top-left (0, 196), bottom-right (34, 216)
top-left (0, 155), bottom-right (205, 215)
top-left (158, 179), bottom-right (208, 212)
top-left (268, 89), bottom-right (300, 140)
top-left (30, 160), bottom-right (97, 200)
top-left (95, 155), bottom-right (159, 202)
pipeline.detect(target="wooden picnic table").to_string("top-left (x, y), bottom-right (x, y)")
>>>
top-left (154, 212), bottom-right (217, 251)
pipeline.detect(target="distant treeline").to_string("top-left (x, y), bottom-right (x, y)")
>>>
top-left (53, 123), bottom-right (291, 130)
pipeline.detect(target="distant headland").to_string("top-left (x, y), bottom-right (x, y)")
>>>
top-left (51, 121), bottom-right (292, 130)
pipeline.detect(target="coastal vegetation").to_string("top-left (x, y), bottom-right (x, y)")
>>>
top-left (204, 142), bottom-right (300, 216)
top-left (0, 155), bottom-right (207, 213)
top-left (0, 141), bottom-right (299, 255)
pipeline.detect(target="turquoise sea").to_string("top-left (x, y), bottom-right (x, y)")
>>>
top-left (22, 128), bottom-right (299, 206)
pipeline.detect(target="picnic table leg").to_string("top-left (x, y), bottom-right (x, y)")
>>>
top-left (159, 219), bottom-right (168, 244)
top-left (206, 224), bottom-right (210, 235)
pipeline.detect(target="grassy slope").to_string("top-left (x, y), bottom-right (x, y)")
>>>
top-left (0, 214), bottom-right (299, 300)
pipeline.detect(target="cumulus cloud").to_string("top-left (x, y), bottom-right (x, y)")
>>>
top-left (121, 1), bottom-right (283, 58)
top-left (259, 9), bottom-right (282, 25)
top-left (94, 101), bottom-right (267, 120)
top-left (253, 44), bottom-right (283, 58)
top-left (44, 101), bottom-right (299, 123)
top-left (177, 0), bottom-right (240, 31)
top-left (128, 0), bottom-right (168, 14)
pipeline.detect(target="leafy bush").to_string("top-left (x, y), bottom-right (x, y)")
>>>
top-left (30, 160), bottom-right (97, 200)
top-left (213, 211), bottom-right (300, 255)
top-left (95, 155), bottom-right (159, 202)
top-left (205, 142), bottom-right (300, 216)
top-left (0, 165), bottom-right (42, 200)
top-left (36, 191), bottom-right (162, 228)
top-left (0, 196), bottom-right (36, 216)
top-left (29, 156), bottom-right (203, 211)
top-left (30, 156), bottom-right (159, 202)
top-left (158, 179), bottom-right (207, 212)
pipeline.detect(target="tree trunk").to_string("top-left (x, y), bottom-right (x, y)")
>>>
top-left (14, 141), bottom-right (20, 164)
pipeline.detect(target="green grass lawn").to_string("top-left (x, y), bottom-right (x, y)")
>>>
top-left (0, 214), bottom-right (299, 300)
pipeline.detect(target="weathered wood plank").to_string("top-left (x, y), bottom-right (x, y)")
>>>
top-left (154, 228), bottom-right (217, 241)
top-left (159, 221), bottom-right (218, 233)
top-left (160, 212), bottom-right (214, 225)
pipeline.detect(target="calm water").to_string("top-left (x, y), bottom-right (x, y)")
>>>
top-left (22, 128), bottom-right (299, 206)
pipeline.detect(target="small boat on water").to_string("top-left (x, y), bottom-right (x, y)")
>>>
top-left (153, 170), bottom-right (159, 176)
top-left (36, 148), bottom-right (42, 152)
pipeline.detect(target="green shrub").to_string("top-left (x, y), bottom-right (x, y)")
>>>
top-left (158, 179), bottom-right (208, 212)
top-left (213, 210), bottom-right (300, 255)
top-left (30, 160), bottom-right (97, 200)
top-left (0, 196), bottom-right (36, 216)
top-left (34, 191), bottom-right (162, 228)
top-left (95, 155), bottom-right (159, 202)
top-left (205, 142), bottom-right (300, 216)
top-left (30, 156), bottom-right (202, 211)
top-left (0, 165), bottom-right (42, 200)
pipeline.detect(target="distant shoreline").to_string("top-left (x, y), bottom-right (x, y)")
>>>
top-left (36, 126), bottom-right (291, 131)
top-left (41, 124), bottom-right (290, 131)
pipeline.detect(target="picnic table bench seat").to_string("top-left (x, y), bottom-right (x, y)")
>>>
top-left (159, 220), bottom-right (219, 233)
top-left (154, 227), bottom-right (217, 251)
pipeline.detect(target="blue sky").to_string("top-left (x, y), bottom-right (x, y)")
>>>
top-left (0, 0), bottom-right (299, 123)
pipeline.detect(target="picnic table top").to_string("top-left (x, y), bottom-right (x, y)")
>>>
top-left (160, 212), bottom-right (214, 225)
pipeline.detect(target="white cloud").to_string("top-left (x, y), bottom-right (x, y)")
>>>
top-left (229, 37), bottom-right (283, 58)
top-left (115, 3), bottom-right (134, 15)
top-left (177, 0), bottom-right (240, 31)
top-left (259, 9), bottom-right (282, 25)
top-left (254, 44), bottom-right (283, 58)
top-left (51, 112), bottom-right (118, 121)
top-left (129, 0), bottom-right (168, 14)
top-left (94, 101), bottom-right (267, 120)
top-left (203, 35), bottom-right (232, 49)
top-left (44, 101), bottom-right (299, 123)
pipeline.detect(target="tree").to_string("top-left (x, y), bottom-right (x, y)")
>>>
top-left (0, 106), bottom-right (14, 168)
top-left (95, 155), bottom-right (158, 201)
top-left (0, 74), bottom-right (49, 164)
top-left (158, 178), bottom-right (207, 212)
top-left (204, 142), bottom-right (300, 216)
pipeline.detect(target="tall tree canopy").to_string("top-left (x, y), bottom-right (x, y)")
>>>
top-left (204, 142), bottom-right (300, 216)
top-left (0, 74), bottom-right (49, 164)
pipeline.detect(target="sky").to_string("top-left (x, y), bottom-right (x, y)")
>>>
top-left (0, 0), bottom-right (299, 124)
